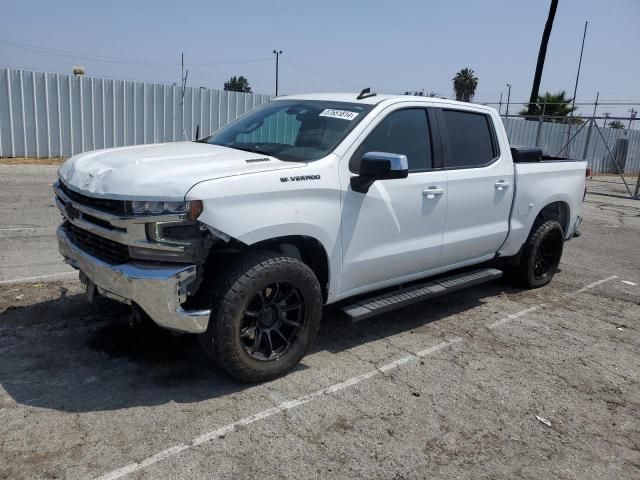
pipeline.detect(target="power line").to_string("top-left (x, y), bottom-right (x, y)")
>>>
top-left (0, 39), bottom-right (272, 66)
top-left (280, 59), bottom-right (360, 89)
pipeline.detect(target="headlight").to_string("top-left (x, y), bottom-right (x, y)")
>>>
top-left (129, 200), bottom-right (203, 220)
top-left (130, 200), bottom-right (187, 214)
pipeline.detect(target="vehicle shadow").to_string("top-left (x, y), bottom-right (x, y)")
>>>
top-left (0, 281), bottom-right (523, 413)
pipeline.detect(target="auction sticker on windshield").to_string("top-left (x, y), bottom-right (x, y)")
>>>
top-left (319, 109), bottom-right (359, 121)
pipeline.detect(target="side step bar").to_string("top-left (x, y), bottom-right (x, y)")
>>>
top-left (342, 268), bottom-right (503, 322)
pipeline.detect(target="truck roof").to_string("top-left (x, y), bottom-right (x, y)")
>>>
top-left (275, 92), bottom-right (495, 112)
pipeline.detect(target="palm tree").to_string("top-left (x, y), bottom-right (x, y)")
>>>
top-left (519, 91), bottom-right (579, 123)
top-left (452, 68), bottom-right (478, 102)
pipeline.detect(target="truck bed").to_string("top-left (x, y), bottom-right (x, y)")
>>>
top-left (497, 156), bottom-right (587, 257)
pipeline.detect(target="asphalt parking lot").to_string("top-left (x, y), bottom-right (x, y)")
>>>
top-left (1, 165), bottom-right (639, 479)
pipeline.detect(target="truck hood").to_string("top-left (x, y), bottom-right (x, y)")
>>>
top-left (58, 141), bottom-right (303, 200)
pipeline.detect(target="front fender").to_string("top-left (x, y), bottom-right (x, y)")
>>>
top-left (186, 164), bottom-right (343, 299)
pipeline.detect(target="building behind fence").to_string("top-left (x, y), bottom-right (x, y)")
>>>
top-left (1, 68), bottom-right (639, 174)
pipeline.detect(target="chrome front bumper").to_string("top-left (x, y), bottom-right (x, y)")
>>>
top-left (57, 225), bottom-right (210, 333)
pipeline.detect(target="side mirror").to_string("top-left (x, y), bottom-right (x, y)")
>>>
top-left (350, 152), bottom-right (408, 193)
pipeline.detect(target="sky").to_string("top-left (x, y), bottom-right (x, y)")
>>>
top-left (1, 0), bottom-right (639, 118)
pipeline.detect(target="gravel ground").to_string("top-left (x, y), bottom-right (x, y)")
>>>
top-left (0, 166), bottom-right (639, 479)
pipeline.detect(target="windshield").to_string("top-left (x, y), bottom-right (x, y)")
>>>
top-left (204, 100), bottom-right (374, 161)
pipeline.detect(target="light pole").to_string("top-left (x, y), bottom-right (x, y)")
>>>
top-left (273, 50), bottom-right (283, 96)
top-left (505, 83), bottom-right (512, 119)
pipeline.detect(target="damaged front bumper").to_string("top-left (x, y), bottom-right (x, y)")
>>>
top-left (57, 225), bottom-right (211, 333)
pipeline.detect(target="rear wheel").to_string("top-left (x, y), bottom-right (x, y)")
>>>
top-left (199, 251), bottom-right (322, 382)
top-left (507, 220), bottom-right (564, 288)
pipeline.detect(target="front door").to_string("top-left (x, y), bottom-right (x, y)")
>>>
top-left (339, 107), bottom-right (448, 296)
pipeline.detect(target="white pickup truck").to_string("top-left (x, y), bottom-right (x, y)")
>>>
top-left (55, 90), bottom-right (586, 381)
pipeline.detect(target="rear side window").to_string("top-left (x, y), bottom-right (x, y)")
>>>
top-left (351, 109), bottom-right (432, 172)
top-left (441, 110), bottom-right (497, 168)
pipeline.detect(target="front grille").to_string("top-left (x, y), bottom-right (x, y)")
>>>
top-left (65, 222), bottom-right (130, 265)
top-left (59, 181), bottom-right (127, 215)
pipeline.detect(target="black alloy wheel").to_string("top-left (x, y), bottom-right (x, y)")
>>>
top-left (533, 231), bottom-right (563, 280)
top-left (240, 282), bottom-right (305, 361)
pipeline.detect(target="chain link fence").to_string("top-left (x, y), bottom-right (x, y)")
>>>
top-left (493, 102), bottom-right (640, 199)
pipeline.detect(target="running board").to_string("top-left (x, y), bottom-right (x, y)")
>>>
top-left (342, 268), bottom-right (503, 322)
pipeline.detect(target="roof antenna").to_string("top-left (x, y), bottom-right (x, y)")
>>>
top-left (357, 87), bottom-right (377, 100)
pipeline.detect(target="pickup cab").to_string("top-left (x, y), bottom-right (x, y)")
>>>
top-left (55, 91), bottom-right (586, 381)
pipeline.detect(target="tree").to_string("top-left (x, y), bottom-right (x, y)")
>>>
top-left (452, 68), bottom-right (478, 102)
top-left (608, 120), bottom-right (625, 129)
top-left (224, 76), bottom-right (252, 93)
top-left (519, 91), bottom-right (580, 123)
top-left (526, 0), bottom-right (559, 115)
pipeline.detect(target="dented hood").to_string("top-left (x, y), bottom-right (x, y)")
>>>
top-left (58, 141), bottom-right (302, 200)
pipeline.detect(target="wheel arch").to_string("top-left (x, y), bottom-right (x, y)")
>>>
top-left (532, 200), bottom-right (570, 235)
top-left (249, 235), bottom-right (331, 303)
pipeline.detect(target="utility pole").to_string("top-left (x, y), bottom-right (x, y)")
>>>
top-left (273, 50), bottom-right (283, 96)
top-left (498, 92), bottom-right (503, 115)
top-left (527, 0), bottom-right (559, 115)
top-left (505, 84), bottom-right (512, 119)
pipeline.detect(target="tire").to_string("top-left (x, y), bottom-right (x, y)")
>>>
top-left (507, 220), bottom-right (564, 289)
top-left (199, 251), bottom-right (322, 382)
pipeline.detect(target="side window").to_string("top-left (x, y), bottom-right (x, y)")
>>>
top-left (351, 109), bottom-right (432, 172)
top-left (441, 110), bottom-right (497, 168)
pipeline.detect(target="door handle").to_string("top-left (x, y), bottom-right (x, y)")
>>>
top-left (495, 180), bottom-right (511, 191)
top-left (422, 187), bottom-right (444, 199)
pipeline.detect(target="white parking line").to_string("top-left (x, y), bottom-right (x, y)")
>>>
top-left (0, 226), bottom-right (57, 232)
top-left (573, 275), bottom-right (618, 294)
top-left (487, 275), bottom-right (619, 330)
top-left (487, 304), bottom-right (547, 329)
top-left (0, 271), bottom-right (76, 285)
top-left (95, 337), bottom-right (463, 480)
top-left (94, 274), bottom-right (619, 480)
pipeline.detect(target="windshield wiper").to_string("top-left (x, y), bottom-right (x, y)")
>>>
top-left (228, 145), bottom-right (273, 156)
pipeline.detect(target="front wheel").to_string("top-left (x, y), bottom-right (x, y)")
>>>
top-left (506, 220), bottom-right (564, 289)
top-left (199, 251), bottom-right (322, 382)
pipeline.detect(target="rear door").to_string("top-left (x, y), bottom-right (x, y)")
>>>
top-left (436, 108), bottom-right (514, 266)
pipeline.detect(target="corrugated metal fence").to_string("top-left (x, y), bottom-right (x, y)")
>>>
top-left (503, 116), bottom-right (640, 174)
top-left (1, 68), bottom-right (639, 173)
top-left (0, 68), bottom-right (271, 158)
